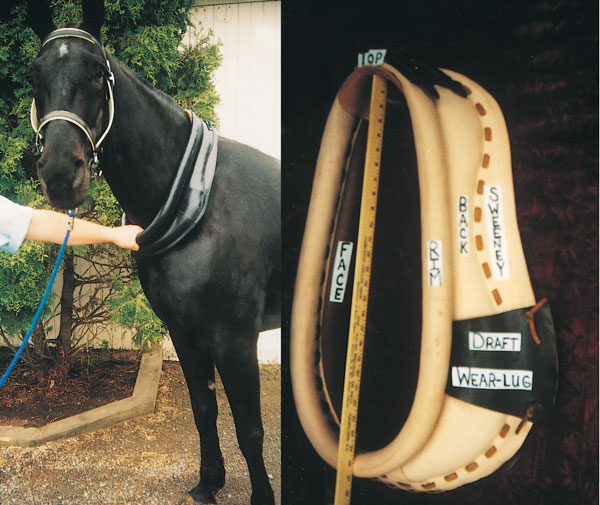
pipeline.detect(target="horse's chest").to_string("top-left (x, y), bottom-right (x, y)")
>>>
top-left (137, 256), bottom-right (214, 323)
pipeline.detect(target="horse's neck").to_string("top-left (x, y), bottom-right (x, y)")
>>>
top-left (101, 59), bottom-right (191, 227)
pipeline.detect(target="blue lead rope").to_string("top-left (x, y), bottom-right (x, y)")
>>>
top-left (0, 209), bottom-right (75, 389)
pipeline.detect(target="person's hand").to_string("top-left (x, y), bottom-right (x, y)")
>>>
top-left (112, 225), bottom-right (143, 251)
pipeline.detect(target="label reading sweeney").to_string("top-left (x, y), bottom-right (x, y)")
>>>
top-left (484, 185), bottom-right (510, 280)
top-left (451, 366), bottom-right (533, 391)
top-left (468, 331), bottom-right (522, 352)
top-left (329, 241), bottom-right (353, 303)
top-left (427, 240), bottom-right (443, 286)
top-left (458, 195), bottom-right (469, 255)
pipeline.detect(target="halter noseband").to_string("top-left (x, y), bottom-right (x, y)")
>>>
top-left (30, 27), bottom-right (115, 176)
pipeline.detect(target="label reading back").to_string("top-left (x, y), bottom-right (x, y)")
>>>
top-left (458, 195), bottom-right (469, 255)
top-left (329, 241), bottom-right (354, 303)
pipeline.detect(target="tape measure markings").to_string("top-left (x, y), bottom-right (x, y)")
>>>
top-left (333, 73), bottom-right (387, 505)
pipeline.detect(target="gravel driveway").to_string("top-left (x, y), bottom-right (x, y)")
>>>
top-left (0, 362), bottom-right (280, 505)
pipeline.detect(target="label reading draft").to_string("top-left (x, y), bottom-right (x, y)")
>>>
top-left (329, 241), bottom-right (354, 303)
top-left (468, 331), bottom-right (522, 352)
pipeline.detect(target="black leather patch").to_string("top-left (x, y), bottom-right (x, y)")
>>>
top-left (446, 303), bottom-right (558, 422)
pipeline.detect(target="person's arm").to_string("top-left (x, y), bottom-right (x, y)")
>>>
top-left (25, 210), bottom-right (143, 251)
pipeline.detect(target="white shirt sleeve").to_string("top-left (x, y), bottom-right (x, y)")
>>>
top-left (0, 196), bottom-right (34, 254)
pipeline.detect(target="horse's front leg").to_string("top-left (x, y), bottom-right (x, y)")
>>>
top-left (172, 332), bottom-right (226, 504)
top-left (211, 324), bottom-right (275, 505)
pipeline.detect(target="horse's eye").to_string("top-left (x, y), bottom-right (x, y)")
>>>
top-left (94, 68), bottom-right (104, 81)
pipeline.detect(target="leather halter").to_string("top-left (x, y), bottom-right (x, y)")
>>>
top-left (30, 27), bottom-right (115, 176)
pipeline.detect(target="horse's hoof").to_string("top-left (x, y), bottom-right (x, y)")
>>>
top-left (251, 486), bottom-right (275, 505)
top-left (187, 482), bottom-right (220, 504)
top-left (179, 495), bottom-right (204, 505)
top-left (179, 493), bottom-right (215, 505)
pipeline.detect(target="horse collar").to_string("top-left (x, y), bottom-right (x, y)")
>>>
top-left (30, 27), bottom-right (115, 177)
top-left (291, 63), bottom-right (558, 491)
top-left (127, 110), bottom-right (219, 257)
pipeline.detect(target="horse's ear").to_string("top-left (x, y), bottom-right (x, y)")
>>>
top-left (81, 0), bottom-right (105, 41)
top-left (26, 0), bottom-right (56, 41)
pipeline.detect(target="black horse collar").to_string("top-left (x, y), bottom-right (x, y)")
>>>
top-left (128, 110), bottom-right (218, 257)
top-left (30, 27), bottom-right (115, 176)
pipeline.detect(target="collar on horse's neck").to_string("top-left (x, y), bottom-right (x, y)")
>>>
top-left (126, 110), bottom-right (219, 257)
top-left (291, 63), bottom-right (557, 492)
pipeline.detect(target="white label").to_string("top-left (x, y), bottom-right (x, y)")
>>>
top-left (484, 185), bottom-right (510, 280)
top-left (358, 49), bottom-right (387, 67)
top-left (458, 195), bottom-right (469, 255)
top-left (468, 331), bottom-right (522, 352)
top-left (451, 367), bottom-right (533, 391)
top-left (427, 240), bottom-right (443, 287)
top-left (329, 241), bottom-right (354, 303)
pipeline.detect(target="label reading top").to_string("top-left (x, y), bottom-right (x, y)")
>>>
top-left (358, 49), bottom-right (387, 67)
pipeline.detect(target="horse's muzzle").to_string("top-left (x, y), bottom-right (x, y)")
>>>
top-left (37, 152), bottom-right (90, 209)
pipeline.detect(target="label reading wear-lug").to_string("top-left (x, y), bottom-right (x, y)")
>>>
top-left (484, 185), bottom-right (510, 280)
top-left (451, 367), bottom-right (533, 391)
top-left (329, 241), bottom-right (354, 303)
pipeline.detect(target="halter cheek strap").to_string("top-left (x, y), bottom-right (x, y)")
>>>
top-left (30, 27), bottom-right (115, 176)
top-left (291, 63), bottom-right (558, 492)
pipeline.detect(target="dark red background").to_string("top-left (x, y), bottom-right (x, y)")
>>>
top-left (281, 2), bottom-right (598, 504)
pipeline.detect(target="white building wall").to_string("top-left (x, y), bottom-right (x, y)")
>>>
top-left (188, 0), bottom-right (281, 160)
top-left (187, 1), bottom-right (281, 363)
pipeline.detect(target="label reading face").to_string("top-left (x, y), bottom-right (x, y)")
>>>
top-left (329, 241), bottom-right (353, 303)
top-left (427, 240), bottom-right (443, 286)
top-left (468, 331), bottom-right (522, 352)
top-left (451, 367), bottom-right (533, 391)
top-left (484, 185), bottom-right (510, 280)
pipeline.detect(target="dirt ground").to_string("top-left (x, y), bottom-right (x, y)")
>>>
top-left (0, 361), bottom-right (281, 505)
top-left (0, 350), bottom-right (140, 428)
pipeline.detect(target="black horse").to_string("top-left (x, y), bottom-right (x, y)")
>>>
top-left (25, 1), bottom-right (280, 504)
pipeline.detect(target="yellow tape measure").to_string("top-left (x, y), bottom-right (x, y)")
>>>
top-left (334, 73), bottom-right (387, 505)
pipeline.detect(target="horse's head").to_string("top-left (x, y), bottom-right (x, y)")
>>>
top-left (27, 0), bottom-right (109, 209)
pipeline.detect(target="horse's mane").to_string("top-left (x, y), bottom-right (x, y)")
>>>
top-left (111, 52), bottom-right (183, 115)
